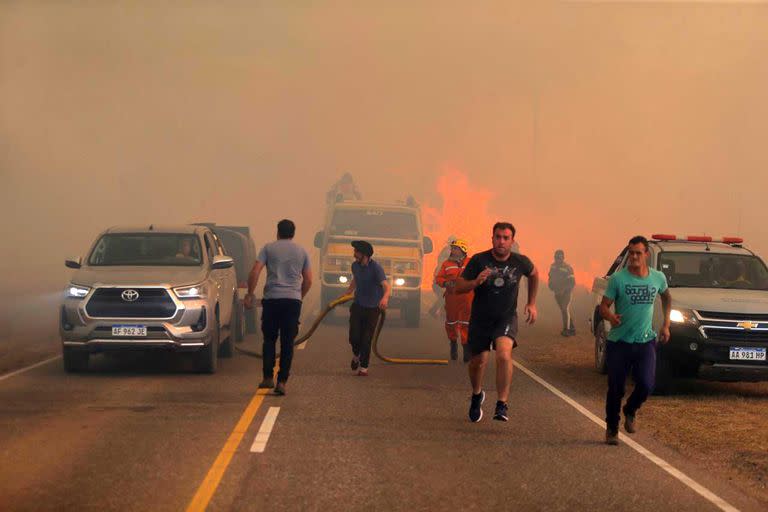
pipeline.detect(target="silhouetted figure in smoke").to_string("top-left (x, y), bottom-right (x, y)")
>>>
top-left (548, 249), bottom-right (576, 336)
top-left (326, 172), bottom-right (362, 204)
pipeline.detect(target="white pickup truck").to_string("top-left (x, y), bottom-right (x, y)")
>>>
top-left (589, 235), bottom-right (768, 393)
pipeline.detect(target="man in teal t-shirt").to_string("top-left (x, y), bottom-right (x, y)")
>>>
top-left (599, 236), bottom-right (671, 445)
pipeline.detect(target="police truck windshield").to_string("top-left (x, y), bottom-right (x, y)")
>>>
top-left (330, 209), bottom-right (419, 240)
top-left (658, 252), bottom-right (768, 290)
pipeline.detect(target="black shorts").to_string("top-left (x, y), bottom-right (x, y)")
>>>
top-left (467, 315), bottom-right (519, 355)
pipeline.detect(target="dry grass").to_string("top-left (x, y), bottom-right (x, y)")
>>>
top-left (522, 324), bottom-right (768, 506)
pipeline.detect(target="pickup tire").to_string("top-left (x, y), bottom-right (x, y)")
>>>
top-left (245, 308), bottom-right (257, 334)
top-left (594, 320), bottom-right (608, 374)
top-left (197, 315), bottom-right (219, 373)
top-left (218, 302), bottom-right (235, 358)
top-left (233, 298), bottom-right (246, 343)
top-left (63, 348), bottom-right (89, 373)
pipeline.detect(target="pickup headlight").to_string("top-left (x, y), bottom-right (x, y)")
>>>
top-left (66, 284), bottom-right (90, 298)
top-left (670, 308), bottom-right (697, 325)
top-left (174, 284), bottom-right (208, 299)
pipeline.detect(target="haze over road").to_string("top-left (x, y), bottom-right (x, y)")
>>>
top-left (0, 310), bottom-right (762, 511)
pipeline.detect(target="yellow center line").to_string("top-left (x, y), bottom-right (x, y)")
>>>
top-left (185, 388), bottom-right (269, 512)
top-left (185, 360), bottom-right (282, 512)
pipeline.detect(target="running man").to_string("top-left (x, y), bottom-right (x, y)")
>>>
top-left (599, 235), bottom-right (671, 445)
top-left (455, 222), bottom-right (539, 422)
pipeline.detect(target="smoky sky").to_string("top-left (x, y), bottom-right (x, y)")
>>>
top-left (2, 1), bottom-right (768, 304)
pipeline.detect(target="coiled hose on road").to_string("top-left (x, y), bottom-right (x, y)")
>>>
top-left (235, 295), bottom-right (448, 365)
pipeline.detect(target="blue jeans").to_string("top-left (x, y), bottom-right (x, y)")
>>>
top-left (605, 339), bottom-right (657, 430)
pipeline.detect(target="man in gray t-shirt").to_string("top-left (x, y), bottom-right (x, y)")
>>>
top-left (246, 219), bottom-right (312, 395)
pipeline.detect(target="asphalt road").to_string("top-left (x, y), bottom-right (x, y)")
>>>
top-left (0, 309), bottom-right (763, 512)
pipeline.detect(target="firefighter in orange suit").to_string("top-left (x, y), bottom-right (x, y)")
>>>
top-left (435, 239), bottom-right (473, 362)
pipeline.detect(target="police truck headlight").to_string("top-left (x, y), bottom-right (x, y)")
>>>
top-left (670, 309), bottom-right (697, 325)
top-left (339, 276), bottom-right (348, 284)
top-left (174, 284), bottom-right (208, 299)
top-left (670, 309), bottom-right (685, 323)
top-left (66, 284), bottom-right (90, 298)
top-left (395, 278), bottom-right (406, 286)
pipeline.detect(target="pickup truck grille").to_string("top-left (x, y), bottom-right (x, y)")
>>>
top-left (85, 288), bottom-right (177, 318)
top-left (703, 328), bottom-right (768, 344)
top-left (697, 311), bottom-right (768, 321)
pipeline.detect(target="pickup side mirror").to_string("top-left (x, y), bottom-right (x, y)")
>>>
top-left (423, 236), bottom-right (433, 255)
top-left (212, 255), bottom-right (234, 270)
top-left (314, 231), bottom-right (324, 249)
top-left (65, 257), bottom-right (82, 269)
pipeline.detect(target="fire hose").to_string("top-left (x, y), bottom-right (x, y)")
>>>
top-left (235, 295), bottom-right (448, 365)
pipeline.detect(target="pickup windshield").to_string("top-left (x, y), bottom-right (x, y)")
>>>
top-left (658, 252), bottom-right (768, 291)
top-left (88, 234), bottom-right (203, 266)
top-left (330, 209), bottom-right (419, 240)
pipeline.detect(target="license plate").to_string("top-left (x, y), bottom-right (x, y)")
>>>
top-left (392, 290), bottom-right (408, 298)
top-left (729, 347), bottom-right (767, 361)
top-left (112, 325), bottom-right (147, 337)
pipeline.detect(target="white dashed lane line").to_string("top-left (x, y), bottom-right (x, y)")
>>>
top-left (0, 355), bottom-right (61, 383)
top-left (250, 407), bottom-right (281, 453)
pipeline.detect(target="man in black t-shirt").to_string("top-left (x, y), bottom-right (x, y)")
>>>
top-left (455, 222), bottom-right (539, 423)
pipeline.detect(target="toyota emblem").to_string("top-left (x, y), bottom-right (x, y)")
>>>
top-left (121, 289), bottom-right (140, 302)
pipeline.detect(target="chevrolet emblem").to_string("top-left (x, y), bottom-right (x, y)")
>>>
top-left (737, 321), bottom-right (759, 330)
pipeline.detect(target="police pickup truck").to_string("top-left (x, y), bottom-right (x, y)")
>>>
top-left (590, 235), bottom-right (768, 393)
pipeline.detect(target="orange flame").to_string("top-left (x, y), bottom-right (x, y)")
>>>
top-left (422, 169), bottom-right (600, 291)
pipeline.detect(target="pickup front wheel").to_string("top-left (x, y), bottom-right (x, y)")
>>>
top-left (196, 316), bottom-right (219, 373)
top-left (594, 321), bottom-right (608, 374)
top-left (63, 347), bottom-right (89, 373)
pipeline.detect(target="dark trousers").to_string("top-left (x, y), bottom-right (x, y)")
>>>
top-left (349, 302), bottom-right (381, 368)
top-left (261, 299), bottom-right (302, 382)
top-left (555, 291), bottom-right (574, 330)
top-left (605, 339), bottom-right (656, 430)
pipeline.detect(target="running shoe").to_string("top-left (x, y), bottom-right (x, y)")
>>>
top-left (258, 378), bottom-right (274, 389)
top-left (468, 390), bottom-right (485, 422)
top-left (493, 401), bottom-right (509, 422)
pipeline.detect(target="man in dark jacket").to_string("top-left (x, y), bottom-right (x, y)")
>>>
top-left (548, 249), bottom-right (576, 337)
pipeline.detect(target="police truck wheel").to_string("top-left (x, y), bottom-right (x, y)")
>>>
top-left (63, 348), bottom-right (89, 373)
top-left (594, 321), bottom-right (608, 374)
top-left (653, 350), bottom-right (674, 395)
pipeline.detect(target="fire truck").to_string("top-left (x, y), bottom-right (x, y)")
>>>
top-left (314, 199), bottom-right (433, 327)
